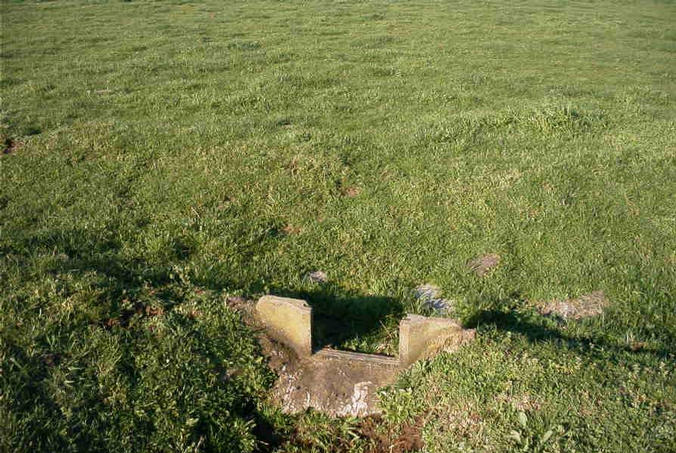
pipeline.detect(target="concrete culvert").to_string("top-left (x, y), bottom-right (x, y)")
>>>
top-left (254, 295), bottom-right (476, 416)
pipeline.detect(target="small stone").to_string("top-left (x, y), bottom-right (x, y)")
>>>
top-left (414, 284), bottom-right (453, 314)
top-left (414, 284), bottom-right (441, 300)
top-left (306, 270), bottom-right (328, 284)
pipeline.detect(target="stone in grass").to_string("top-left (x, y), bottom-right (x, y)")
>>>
top-left (467, 253), bottom-right (500, 277)
top-left (414, 283), bottom-right (453, 314)
top-left (306, 270), bottom-right (328, 284)
top-left (538, 291), bottom-right (609, 320)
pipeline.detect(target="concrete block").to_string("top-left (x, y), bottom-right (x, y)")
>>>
top-left (399, 314), bottom-right (469, 367)
top-left (256, 295), bottom-right (312, 357)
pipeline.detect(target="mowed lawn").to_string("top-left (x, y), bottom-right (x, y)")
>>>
top-left (1, 0), bottom-right (675, 451)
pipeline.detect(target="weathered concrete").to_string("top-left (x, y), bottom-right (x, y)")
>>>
top-left (254, 295), bottom-right (476, 416)
top-left (315, 348), bottom-right (399, 367)
top-left (255, 295), bottom-right (312, 357)
top-left (268, 345), bottom-right (399, 417)
top-left (399, 314), bottom-right (474, 367)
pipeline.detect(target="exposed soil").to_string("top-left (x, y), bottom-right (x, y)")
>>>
top-left (467, 253), bottom-right (500, 277)
top-left (226, 295), bottom-right (250, 311)
top-left (341, 186), bottom-right (361, 198)
top-left (42, 353), bottom-right (61, 368)
top-left (100, 301), bottom-right (166, 330)
top-left (281, 415), bottom-right (424, 453)
top-left (2, 138), bottom-right (20, 155)
top-left (537, 291), bottom-right (610, 320)
top-left (355, 415), bottom-right (424, 453)
top-left (305, 270), bottom-right (328, 283)
top-left (144, 305), bottom-right (164, 317)
top-left (281, 224), bottom-right (302, 235)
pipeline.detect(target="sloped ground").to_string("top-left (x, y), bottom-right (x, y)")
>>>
top-left (1, 0), bottom-right (675, 451)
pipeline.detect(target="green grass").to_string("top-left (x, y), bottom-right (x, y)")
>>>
top-left (1, 0), bottom-right (675, 451)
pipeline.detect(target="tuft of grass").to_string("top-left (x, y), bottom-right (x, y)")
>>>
top-left (1, 0), bottom-right (675, 451)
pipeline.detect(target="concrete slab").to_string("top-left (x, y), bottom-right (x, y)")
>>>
top-left (263, 340), bottom-right (398, 417)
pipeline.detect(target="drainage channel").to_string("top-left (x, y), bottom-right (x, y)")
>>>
top-left (255, 295), bottom-right (475, 416)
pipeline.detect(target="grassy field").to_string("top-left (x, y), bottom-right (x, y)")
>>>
top-left (1, 0), bottom-right (675, 451)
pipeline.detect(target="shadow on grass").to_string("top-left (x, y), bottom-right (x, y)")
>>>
top-left (3, 227), bottom-right (294, 451)
top-left (5, 226), bottom-right (413, 450)
top-left (465, 309), bottom-right (673, 360)
top-left (21, 226), bottom-right (674, 452)
top-left (260, 286), bottom-right (405, 353)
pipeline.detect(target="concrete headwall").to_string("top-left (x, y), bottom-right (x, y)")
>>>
top-left (398, 314), bottom-right (472, 367)
top-left (255, 294), bottom-right (476, 416)
top-left (256, 295), bottom-right (312, 357)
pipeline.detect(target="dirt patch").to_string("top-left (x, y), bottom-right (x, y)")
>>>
top-left (103, 317), bottom-right (120, 328)
top-left (429, 405), bottom-right (484, 441)
top-left (305, 270), bottom-right (328, 284)
top-left (496, 392), bottom-right (542, 412)
top-left (42, 353), bottom-right (61, 368)
top-left (2, 138), bottom-right (20, 155)
top-left (100, 301), bottom-right (167, 330)
top-left (144, 305), bottom-right (164, 317)
top-left (282, 224), bottom-right (302, 235)
top-left (357, 415), bottom-right (424, 453)
top-left (341, 186), bottom-right (361, 198)
top-left (467, 253), bottom-right (500, 277)
top-left (186, 309), bottom-right (201, 319)
top-left (257, 329), bottom-right (297, 375)
top-left (537, 291), bottom-right (609, 320)
top-left (629, 341), bottom-right (646, 352)
top-left (283, 415), bottom-right (424, 453)
top-left (226, 295), bottom-right (251, 312)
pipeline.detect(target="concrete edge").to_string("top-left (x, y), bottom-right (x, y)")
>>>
top-left (256, 294), bottom-right (475, 367)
